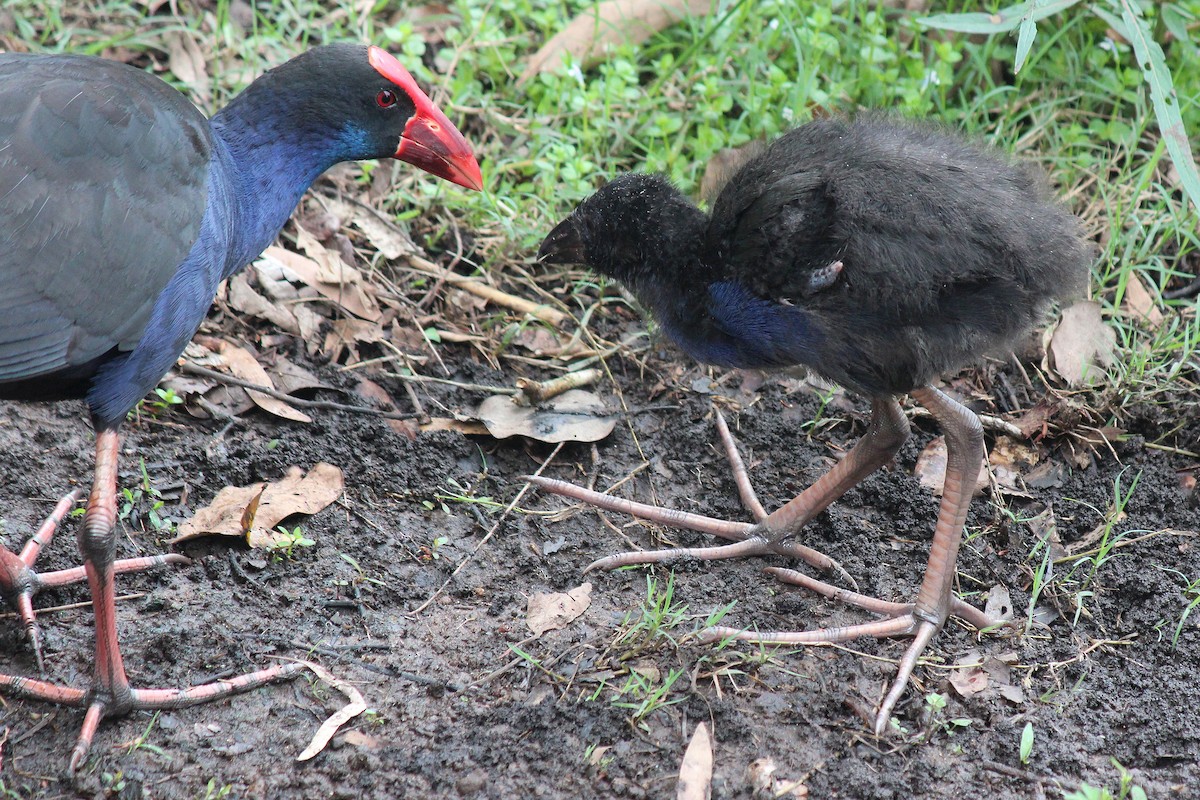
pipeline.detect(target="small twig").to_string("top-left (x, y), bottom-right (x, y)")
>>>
top-left (405, 253), bottom-right (570, 328)
top-left (980, 760), bottom-right (1080, 792)
top-left (908, 406), bottom-right (1023, 437)
top-left (409, 443), bottom-right (565, 615)
top-left (392, 370), bottom-right (518, 395)
top-left (1163, 273), bottom-right (1200, 300)
top-left (1143, 441), bottom-right (1200, 458)
top-left (181, 362), bottom-right (419, 421)
top-left (515, 368), bottom-right (602, 405)
top-left (0, 593), bottom-right (145, 619)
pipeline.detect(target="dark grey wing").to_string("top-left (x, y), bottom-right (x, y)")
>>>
top-left (0, 54), bottom-right (211, 383)
top-left (706, 161), bottom-right (842, 301)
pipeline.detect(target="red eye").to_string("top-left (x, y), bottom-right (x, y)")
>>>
top-left (376, 89), bottom-right (398, 108)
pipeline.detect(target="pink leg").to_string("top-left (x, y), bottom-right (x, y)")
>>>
top-left (1, 488), bottom-right (187, 673)
top-left (0, 428), bottom-right (303, 773)
top-left (703, 386), bottom-right (998, 734)
top-left (528, 399), bottom-right (909, 580)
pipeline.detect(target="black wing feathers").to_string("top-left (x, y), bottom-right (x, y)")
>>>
top-left (703, 117), bottom-right (1088, 394)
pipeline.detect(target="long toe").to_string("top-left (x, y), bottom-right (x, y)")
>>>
top-left (0, 662), bottom-right (307, 773)
top-left (528, 474), bottom-right (846, 575)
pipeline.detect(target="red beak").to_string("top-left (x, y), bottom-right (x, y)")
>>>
top-left (368, 46), bottom-right (483, 191)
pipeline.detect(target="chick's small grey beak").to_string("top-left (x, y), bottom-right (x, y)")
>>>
top-left (537, 217), bottom-right (585, 264)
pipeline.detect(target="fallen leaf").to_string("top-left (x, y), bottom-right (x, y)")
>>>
top-left (355, 378), bottom-right (419, 439)
top-left (948, 663), bottom-right (989, 698)
top-left (984, 584), bottom-right (1014, 621)
top-left (239, 485), bottom-right (266, 538)
top-left (268, 357), bottom-right (326, 396)
top-left (699, 141), bottom-right (768, 204)
top-left (171, 463), bottom-right (344, 547)
top-left (746, 757), bottom-right (808, 798)
top-left (1047, 301), bottom-right (1116, 386)
top-left (477, 390), bottom-right (617, 443)
top-left (420, 416), bottom-right (490, 436)
top-left (339, 730), bottom-right (382, 751)
top-left (296, 227), bottom-right (382, 321)
top-left (989, 436), bottom-right (1040, 492)
top-left (165, 32), bottom-right (209, 104)
top-left (326, 197), bottom-right (418, 260)
top-left (676, 722), bottom-right (712, 800)
top-left (227, 272), bottom-right (296, 334)
top-left (296, 662), bottom-right (367, 762)
top-left (1123, 272), bottom-right (1164, 328)
top-left (218, 341), bottom-right (312, 423)
top-left (526, 583), bottom-right (592, 635)
top-left (520, 0), bottom-right (714, 85)
top-left (262, 243), bottom-right (382, 322)
top-left (514, 325), bottom-right (567, 356)
top-left (323, 318), bottom-right (389, 365)
top-left (914, 437), bottom-right (989, 496)
top-left (587, 745), bottom-right (612, 767)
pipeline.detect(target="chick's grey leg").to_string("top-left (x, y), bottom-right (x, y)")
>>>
top-left (528, 398), bottom-right (908, 580)
top-left (704, 386), bottom-right (995, 735)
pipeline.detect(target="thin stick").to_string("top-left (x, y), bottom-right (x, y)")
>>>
top-left (409, 443), bottom-right (565, 615)
top-left (180, 362), bottom-right (419, 420)
top-left (405, 254), bottom-right (570, 328)
top-left (0, 593), bottom-right (145, 619)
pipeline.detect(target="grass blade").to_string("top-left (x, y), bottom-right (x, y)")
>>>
top-left (1116, 0), bottom-right (1200, 213)
top-left (918, 0), bottom-right (1083, 34)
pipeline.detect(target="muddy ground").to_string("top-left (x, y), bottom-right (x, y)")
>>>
top-left (0, 298), bottom-right (1197, 800)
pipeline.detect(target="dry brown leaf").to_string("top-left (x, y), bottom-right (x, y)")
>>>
top-left (326, 197), bottom-right (418, 260)
top-left (676, 722), bottom-right (713, 800)
top-left (355, 378), bottom-right (419, 439)
top-left (984, 584), bottom-right (1014, 621)
top-left (263, 243), bottom-right (382, 322)
top-left (477, 390), bottom-right (617, 443)
top-left (268, 357), bottom-right (326, 396)
top-left (1047, 301), bottom-right (1116, 386)
top-left (699, 141), bottom-right (767, 205)
top-left (170, 463), bottom-right (344, 547)
top-left (520, 0), bottom-right (714, 85)
top-left (514, 326), bottom-right (568, 356)
top-left (227, 272), bottom-right (302, 335)
top-left (296, 226), bottom-right (382, 321)
top-left (218, 342), bottom-right (312, 423)
top-left (339, 730), bottom-right (382, 751)
top-left (323, 318), bottom-right (388, 365)
top-left (526, 583), bottom-right (592, 635)
top-left (746, 757), bottom-right (808, 798)
top-left (949, 666), bottom-right (989, 698)
top-left (913, 437), bottom-right (989, 496)
top-left (165, 32), bottom-right (209, 104)
top-left (420, 417), bottom-right (490, 436)
top-left (989, 436), bottom-right (1040, 491)
top-left (249, 258), bottom-right (325, 349)
top-left (1123, 272), bottom-right (1165, 328)
top-left (296, 661), bottom-right (367, 762)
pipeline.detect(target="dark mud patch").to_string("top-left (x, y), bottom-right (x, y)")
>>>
top-left (0, 350), bottom-right (1197, 799)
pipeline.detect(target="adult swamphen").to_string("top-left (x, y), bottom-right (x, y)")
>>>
top-left (0, 43), bottom-right (481, 771)
top-left (533, 116), bottom-right (1089, 733)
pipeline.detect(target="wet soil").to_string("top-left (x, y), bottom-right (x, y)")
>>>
top-left (0, 337), bottom-right (1197, 799)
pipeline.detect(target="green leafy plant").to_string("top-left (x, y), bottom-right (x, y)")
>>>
top-left (1020, 721), bottom-right (1035, 764)
top-left (267, 525), bottom-right (315, 561)
top-left (1157, 566), bottom-right (1200, 646)
top-left (119, 459), bottom-right (173, 534)
top-left (920, 1), bottom-right (1200, 211)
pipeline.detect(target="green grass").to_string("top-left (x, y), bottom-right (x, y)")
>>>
top-left (11, 0), bottom-right (1198, 423)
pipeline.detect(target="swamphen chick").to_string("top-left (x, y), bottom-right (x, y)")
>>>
top-left (533, 116), bottom-right (1088, 733)
top-left (0, 43), bottom-right (481, 771)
